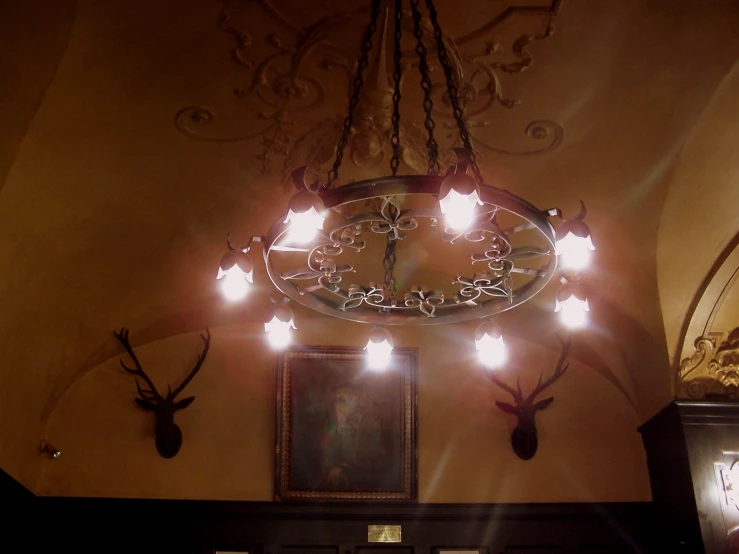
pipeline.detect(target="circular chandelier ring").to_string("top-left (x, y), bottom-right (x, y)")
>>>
top-left (262, 174), bottom-right (558, 326)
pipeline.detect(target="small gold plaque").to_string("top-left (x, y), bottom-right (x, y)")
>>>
top-left (368, 524), bottom-right (401, 543)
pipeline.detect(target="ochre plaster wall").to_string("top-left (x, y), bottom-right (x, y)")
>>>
top-left (657, 59), bottom-right (739, 363)
top-left (37, 320), bottom-right (650, 502)
top-left (0, 0), bottom-right (76, 492)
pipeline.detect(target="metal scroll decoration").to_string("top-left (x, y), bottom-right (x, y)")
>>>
top-left (257, 148), bottom-right (556, 326)
top-left (175, 0), bottom-right (564, 181)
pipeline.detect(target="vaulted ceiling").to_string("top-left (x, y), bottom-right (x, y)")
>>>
top-left (1, 0), bottom-right (739, 490)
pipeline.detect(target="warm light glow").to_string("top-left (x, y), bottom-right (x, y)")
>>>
top-left (263, 303), bottom-right (296, 349)
top-left (720, 462), bottom-right (739, 506)
top-left (476, 333), bottom-right (507, 368)
top-left (365, 327), bottom-right (394, 370)
top-left (366, 339), bottom-right (393, 369)
top-left (217, 265), bottom-right (253, 301)
top-left (283, 188), bottom-right (326, 244)
top-left (264, 315), bottom-right (296, 349)
top-left (555, 296), bottom-right (589, 328)
top-left (439, 188), bottom-right (481, 231)
top-left (284, 205), bottom-right (325, 244)
top-left (555, 232), bottom-right (595, 270)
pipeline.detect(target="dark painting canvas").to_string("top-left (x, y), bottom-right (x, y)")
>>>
top-left (275, 346), bottom-right (417, 502)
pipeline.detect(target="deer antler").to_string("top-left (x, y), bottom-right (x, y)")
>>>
top-left (113, 328), bottom-right (162, 401)
top-left (525, 333), bottom-right (571, 404)
top-left (168, 328), bottom-right (211, 400)
top-left (486, 371), bottom-right (524, 404)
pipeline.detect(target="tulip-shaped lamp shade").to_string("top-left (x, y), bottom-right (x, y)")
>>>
top-left (264, 304), bottom-right (297, 349)
top-left (555, 283), bottom-right (590, 328)
top-left (555, 219), bottom-right (595, 271)
top-left (475, 319), bottom-right (507, 368)
top-left (365, 326), bottom-right (394, 370)
top-left (437, 173), bottom-right (482, 231)
top-left (283, 189), bottom-right (326, 244)
top-left (216, 250), bottom-right (254, 301)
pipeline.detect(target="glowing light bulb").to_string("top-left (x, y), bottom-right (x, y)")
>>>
top-left (283, 189), bottom-right (326, 244)
top-left (264, 304), bottom-right (296, 350)
top-left (556, 296), bottom-right (589, 328)
top-left (555, 232), bottom-right (595, 270)
top-left (216, 250), bottom-right (254, 302)
top-left (220, 267), bottom-right (250, 301)
top-left (438, 173), bottom-right (482, 231)
top-left (477, 334), bottom-right (507, 368)
top-left (475, 320), bottom-right (507, 369)
top-left (365, 327), bottom-right (394, 370)
top-left (554, 207), bottom-right (595, 271)
top-left (265, 318), bottom-right (294, 348)
top-left (555, 282), bottom-right (589, 329)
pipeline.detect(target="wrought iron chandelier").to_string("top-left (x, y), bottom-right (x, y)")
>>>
top-left (216, 0), bottom-right (594, 370)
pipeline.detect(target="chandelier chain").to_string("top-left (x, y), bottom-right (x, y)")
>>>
top-left (390, 0), bottom-right (403, 177)
top-left (383, 201), bottom-right (400, 297)
top-left (424, 0), bottom-right (483, 184)
top-left (410, 0), bottom-right (440, 175)
top-left (327, 0), bottom-right (382, 187)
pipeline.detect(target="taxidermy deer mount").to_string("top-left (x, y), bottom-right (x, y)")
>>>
top-left (113, 327), bottom-right (211, 458)
top-left (487, 334), bottom-right (571, 460)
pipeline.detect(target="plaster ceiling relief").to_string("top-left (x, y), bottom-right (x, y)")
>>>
top-left (678, 327), bottom-right (739, 401)
top-left (175, 0), bottom-right (564, 187)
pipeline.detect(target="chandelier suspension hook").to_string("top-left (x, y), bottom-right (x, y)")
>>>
top-left (574, 199), bottom-right (587, 221)
top-left (225, 233), bottom-right (263, 253)
top-left (545, 200), bottom-right (587, 222)
top-left (226, 232), bottom-right (238, 251)
top-left (290, 166), bottom-right (311, 193)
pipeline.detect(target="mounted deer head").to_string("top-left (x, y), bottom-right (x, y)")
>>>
top-left (487, 334), bottom-right (571, 460)
top-left (113, 327), bottom-right (211, 458)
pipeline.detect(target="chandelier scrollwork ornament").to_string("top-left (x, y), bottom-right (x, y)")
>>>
top-left (454, 273), bottom-right (511, 306)
top-left (214, 0), bottom-right (595, 370)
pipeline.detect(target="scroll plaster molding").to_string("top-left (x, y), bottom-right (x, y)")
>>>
top-left (677, 326), bottom-right (739, 400)
top-left (175, 0), bottom-right (564, 185)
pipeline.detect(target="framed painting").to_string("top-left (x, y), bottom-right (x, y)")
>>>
top-left (275, 345), bottom-right (418, 502)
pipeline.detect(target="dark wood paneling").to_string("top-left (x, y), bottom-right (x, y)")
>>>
top-left (31, 498), bottom-right (661, 554)
top-left (640, 401), bottom-right (739, 554)
top-left (283, 547), bottom-right (339, 554)
top-left (638, 402), bottom-right (701, 553)
top-left (0, 467), bottom-right (33, 501)
top-left (505, 546), bottom-right (563, 554)
top-left (356, 547), bottom-right (413, 554)
top-left (0, 469), bottom-right (34, 551)
top-left (0, 467), bottom-right (663, 554)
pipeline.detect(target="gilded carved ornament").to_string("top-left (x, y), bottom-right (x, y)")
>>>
top-left (677, 326), bottom-right (739, 400)
top-left (175, 0), bottom-right (564, 185)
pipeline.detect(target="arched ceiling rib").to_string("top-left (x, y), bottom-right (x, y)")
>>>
top-left (658, 58), bottom-right (739, 368)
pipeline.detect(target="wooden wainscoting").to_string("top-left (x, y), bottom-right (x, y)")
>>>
top-left (0, 471), bottom-right (667, 554)
top-left (35, 498), bottom-right (664, 554)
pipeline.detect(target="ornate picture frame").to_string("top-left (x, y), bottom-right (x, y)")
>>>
top-left (275, 346), bottom-right (418, 502)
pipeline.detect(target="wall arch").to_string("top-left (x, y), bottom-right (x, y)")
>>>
top-left (658, 58), bottom-right (739, 369)
top-left (37, 320), bottom-right (650, 501)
